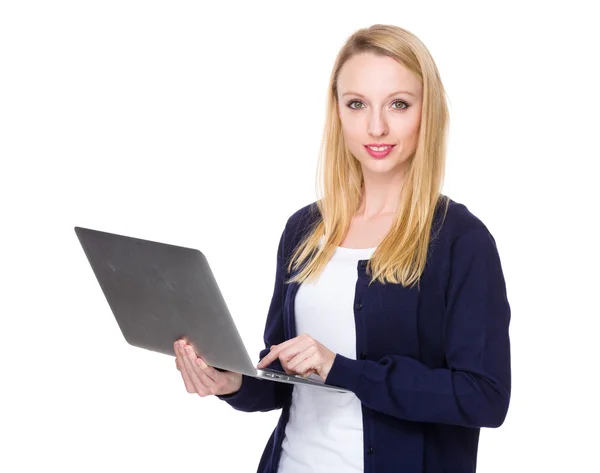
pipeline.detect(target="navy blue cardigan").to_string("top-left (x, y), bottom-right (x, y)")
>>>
top-left (217, 196), bottom-right (511, 473)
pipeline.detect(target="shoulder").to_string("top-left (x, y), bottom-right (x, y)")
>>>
top-left (430, 197), bottom-right (505, 293)
top-left (284, 200), bottom-right (321, 235)
top-left (434, 196), bottom-right (504, 277)
top-left (436, 194), bottom-right (493, 243)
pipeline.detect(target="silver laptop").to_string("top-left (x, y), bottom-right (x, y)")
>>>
top-left (74, 226), bottom-right (350, 393)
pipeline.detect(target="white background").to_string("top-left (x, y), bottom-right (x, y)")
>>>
top-left (1, 1), bottom-right (598, 471)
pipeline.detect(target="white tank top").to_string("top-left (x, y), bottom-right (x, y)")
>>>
top-left (277, 238), bottom-right (377, 473)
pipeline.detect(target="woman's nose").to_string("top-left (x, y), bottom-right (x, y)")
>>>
top-left (368, 113), bottom-right (388, 137)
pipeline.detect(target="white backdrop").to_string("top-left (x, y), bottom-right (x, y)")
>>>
top-left (1, 1), bottom-right (598, 472)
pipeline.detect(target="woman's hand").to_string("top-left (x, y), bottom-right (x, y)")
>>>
top-left (174, 339), bottom-right (242, 397)
top-left (256, 333), bottom-right (337, 381)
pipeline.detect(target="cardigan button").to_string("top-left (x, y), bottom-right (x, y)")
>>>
top-left (360, 260), bottom-right (367, 267)
top-left (355, 302), bottom-right (363, 310)
top-left (367, 447), bottom-right (374, 454)
top-left (360, 352), bottom-right (366, 360)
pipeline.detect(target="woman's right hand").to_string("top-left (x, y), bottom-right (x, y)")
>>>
top-left (174, 339), bottom-right (243, 397)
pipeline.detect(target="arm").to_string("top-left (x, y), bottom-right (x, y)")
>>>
top-left (215, 223), bottom-right (293, 412)
top-left (325, 227), bottom-right (511, 428)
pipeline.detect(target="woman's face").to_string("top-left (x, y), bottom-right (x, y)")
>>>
top-left (336, 52), bottom-right (423, 177)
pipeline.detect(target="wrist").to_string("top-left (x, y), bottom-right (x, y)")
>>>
top-left (223, 374), bottom-right (243, 395)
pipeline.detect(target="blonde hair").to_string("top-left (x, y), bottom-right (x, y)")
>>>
top-left (286, 24), bottom-right (451, 288)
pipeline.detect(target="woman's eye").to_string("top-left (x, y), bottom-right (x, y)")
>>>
top-left (346, 100), bottom-right (408, 110)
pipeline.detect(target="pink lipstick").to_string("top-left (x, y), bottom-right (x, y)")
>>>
top-left (364, 144), bottom-right (395, 158)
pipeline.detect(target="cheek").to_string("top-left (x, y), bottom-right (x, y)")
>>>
top-left (341, 120), bottom-right (363, 142)
top-left (406, 122), bottom-right (421, 142)
top-left (406, 111), bottom-right (422, 137)
top-left (397, 126), bottom-right (419, 141)
top-left (392, 116), bottom-right (420, 141)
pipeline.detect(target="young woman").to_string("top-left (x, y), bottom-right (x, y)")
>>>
top-left (174, 24), bottom-right (511, 473)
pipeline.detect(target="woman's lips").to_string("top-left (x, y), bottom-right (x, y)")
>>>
top-left (364, 145), bottom-right (395, 158)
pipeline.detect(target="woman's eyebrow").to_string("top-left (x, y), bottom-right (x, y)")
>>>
top-left (342, 90), bottom-right (416, 98)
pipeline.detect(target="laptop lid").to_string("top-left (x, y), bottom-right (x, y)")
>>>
top-left (74, 226), bottom-right (260, 376)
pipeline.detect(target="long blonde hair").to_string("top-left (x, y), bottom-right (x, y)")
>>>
top-left (286, 24), bottom-right (451, 288)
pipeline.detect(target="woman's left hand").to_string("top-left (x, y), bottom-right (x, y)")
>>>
top-left (256, 333), bottom-right (337, 381)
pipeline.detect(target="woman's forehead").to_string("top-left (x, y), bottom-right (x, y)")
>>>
top-left (337, 53), bottom-right (422, 98)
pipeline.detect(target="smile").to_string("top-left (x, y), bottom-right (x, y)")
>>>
top-left (364, 145), bottom-right (395, 158)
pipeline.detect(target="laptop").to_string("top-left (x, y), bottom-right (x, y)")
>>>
top-left (74, 226), bottom-right (350, 393)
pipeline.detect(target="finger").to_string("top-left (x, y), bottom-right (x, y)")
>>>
top-left (181, 347), bottom-right (208, 395)
top-left (258, 337), bottom-right (308, 368)
top-left (295, 353), bottom-right (320, 378)
top-left (258, 346), bottom-right (283, 368)
top-left (277, 339), bottom-right (314, 364)
top-left (174, 343), bottom-right (183, 371)
top-left (178, 354), bottom-right (196, 393)
top-left (182, 344), bottom-right (216, 394)
top-left (175, 343), bottom-right (197, 393)
top-left (258, 336), bottom-right (302, 367)
top-left (177, 342), bottom-right (202, 394)
top-left (287, 345), bottom-right (316, 372)
top-left (194, 357), bottom-right (219, 384)
top-left (178, 342), bottom-right (219, 391)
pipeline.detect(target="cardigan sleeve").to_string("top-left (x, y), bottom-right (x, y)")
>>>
top-left (215, 223), bottom-right (293, 412)
top-left (325, 227), bottom-right (511, 428)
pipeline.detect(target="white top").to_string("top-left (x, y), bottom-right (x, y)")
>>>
top-left (277, 238), bottom-right (377, 473)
